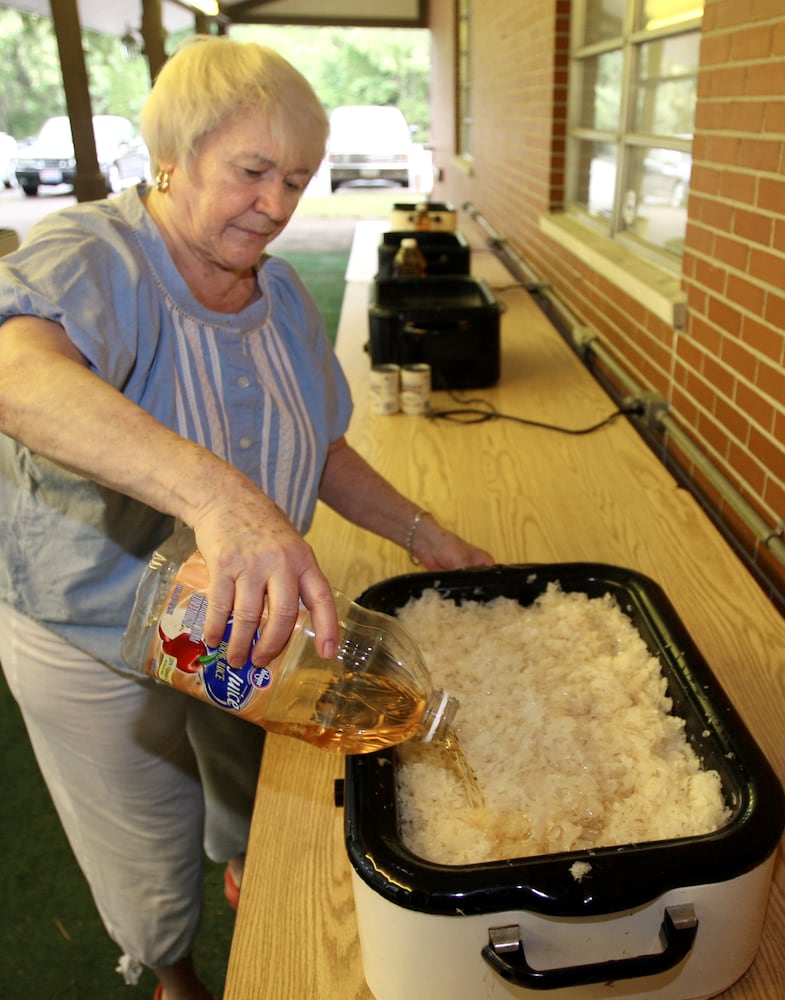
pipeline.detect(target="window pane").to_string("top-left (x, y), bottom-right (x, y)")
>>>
top-left (623, 146), bottom-right (691, 252)
top-left (634, 33), bottom-right (700, 136)
top-left (568, 0), bottom-right (701, 258)
top-left (458, 16), bottom-right (469, 50)
top-left (583, 0), bottom-right (626, 45)
top-left (578, 50), bottom-right (623, 130)
top-left (642, 0), bottom-right (703, 31)
top-left (575, 140), bottom-right (617, 220)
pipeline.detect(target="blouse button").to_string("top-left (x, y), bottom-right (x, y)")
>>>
top-left (237, 376), bottom-right (250, 388)
top-left (239, 436), bottom-right (252, 449)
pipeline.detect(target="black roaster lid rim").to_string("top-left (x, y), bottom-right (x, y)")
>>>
top-left (344, 562), bottom-right (785, 918)
top-left (371, 275), bottom-right (501, 314)
top-left (391, 200), bottom-right (456, 212)
top-left (379, 230), bottom-right (470, 248)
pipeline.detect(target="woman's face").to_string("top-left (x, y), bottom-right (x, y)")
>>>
top-left (164, 109), bottom-right (317, 275)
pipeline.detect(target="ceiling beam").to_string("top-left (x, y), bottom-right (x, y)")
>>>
top-left (220, 0), bottom-right (428, 29)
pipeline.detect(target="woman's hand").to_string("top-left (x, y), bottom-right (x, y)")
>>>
top-left (193, 483), bottom-right (338, 667)
top-left (318, 438), bottom-right (495, 571)
top-left (190, 484), bottom-right (338, 669)
top-left (407, 513), bottom-right (494, 570)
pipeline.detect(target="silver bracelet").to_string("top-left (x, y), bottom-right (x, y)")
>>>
top-left (405, 510), bottom-right (430, 565)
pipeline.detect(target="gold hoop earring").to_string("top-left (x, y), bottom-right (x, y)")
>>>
top-left (155, 170), bottom-right (170, 193)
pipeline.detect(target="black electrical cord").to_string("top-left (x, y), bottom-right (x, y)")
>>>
top-left (427, 392), bottom-right (643, 435)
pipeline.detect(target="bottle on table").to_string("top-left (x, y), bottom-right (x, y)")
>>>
top-left (121, 528), bottom-right (457, 754)
top-left (393, 237), bottom-right (428, 277)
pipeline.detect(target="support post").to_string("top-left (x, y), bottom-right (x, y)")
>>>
top-left (141, 0), bottom-right (168, 85)
top-left (49, 0), bottom-right (106, 202)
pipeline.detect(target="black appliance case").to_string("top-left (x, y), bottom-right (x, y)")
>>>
top-left (377, 230), bottom-right (472, 278)
top-left (368, 275), bottom-right (502, 389)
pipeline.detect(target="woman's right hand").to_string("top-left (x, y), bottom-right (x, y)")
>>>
top-left (189, 481), bottom-right (338, 670)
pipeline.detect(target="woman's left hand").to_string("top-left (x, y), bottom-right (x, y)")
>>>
top-left (319, 437), bottom-right (495, 572)
top-left (407, 513), bottom-right (494, 570)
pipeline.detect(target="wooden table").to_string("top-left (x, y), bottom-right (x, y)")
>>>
top-left (224, 224), bottom-right (785, 1000)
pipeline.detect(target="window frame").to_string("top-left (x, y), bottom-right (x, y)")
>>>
top-left (566, 1), bottom-right (703, 268)
top-left (454, 0), bottom-right (474, 173)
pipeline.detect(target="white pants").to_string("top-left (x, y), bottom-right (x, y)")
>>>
top-left (0, 602), bottom-right (265, 971)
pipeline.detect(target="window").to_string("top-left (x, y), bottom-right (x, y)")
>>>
top-left (567, 0), bottom-right (702, 260)
top-left (456, 0), bottom-right (472, 162)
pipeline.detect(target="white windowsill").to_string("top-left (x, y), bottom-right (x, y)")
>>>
top-left (539, 213), bottom-right (686, 330)
top-left (451, 153), bottom-right (474, 177)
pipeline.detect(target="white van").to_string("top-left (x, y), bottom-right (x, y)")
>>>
top-left (327, 105), bottom-right (412, 192)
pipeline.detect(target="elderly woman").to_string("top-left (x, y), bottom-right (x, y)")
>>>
top-left (0, 36), bottom-right (492, 1000)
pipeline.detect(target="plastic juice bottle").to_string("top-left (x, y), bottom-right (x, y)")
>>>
top-left (393, 237), bottom-right (428, 277)
top-left (121, 529), bottom-right (458, 754)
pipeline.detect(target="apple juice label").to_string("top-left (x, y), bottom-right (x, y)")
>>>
top-left (144, 552), bottom-right (277, 722)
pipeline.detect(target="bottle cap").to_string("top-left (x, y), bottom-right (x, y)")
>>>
top-left (400, 237), bottom-right (418, 248)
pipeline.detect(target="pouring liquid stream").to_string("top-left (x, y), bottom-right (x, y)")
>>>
top-left (440, 730), bottom-right (486, 809)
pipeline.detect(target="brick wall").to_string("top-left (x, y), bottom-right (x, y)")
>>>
top-left (682, 0), bottom-right (785, 598)
top-left (429, 0), bottom-right (785, 609)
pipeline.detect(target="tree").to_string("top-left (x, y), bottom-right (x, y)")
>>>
top-left (0, 11), bottom-right (67, 139)
top-left (0, 9), bottom-right (178, 139)
top-left (230, 24), bottom-right (432, 138)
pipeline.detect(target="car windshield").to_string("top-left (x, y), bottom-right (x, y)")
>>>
top-left (95, 117), bottom-right (133, 144)
top-left (36, 116), bottom-right (132, 147)
top-left (329, 108), bottom-right (411, 152)
top-left (37, 117), bottom-right (73, 144)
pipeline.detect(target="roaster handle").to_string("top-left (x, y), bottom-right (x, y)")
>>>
top-left (481, 904), bottom-right (698, 991)
top-left (402, 319), bottom-right (466, 340)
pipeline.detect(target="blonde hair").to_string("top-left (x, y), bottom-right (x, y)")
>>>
top-left (140, 36), bottom-right (329, 175)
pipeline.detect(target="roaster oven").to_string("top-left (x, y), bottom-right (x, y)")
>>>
top-left (344, 564), bottom-right (785, 1000)
top-left (389, 200), bottom-right (457, 231)
top-left (367, 275), bottom-right (501, 389)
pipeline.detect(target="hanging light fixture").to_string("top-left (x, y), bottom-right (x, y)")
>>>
top-left (646, 5), bottom-right (703, 30)
top-left (186, 0), bottom-right (221, 15)
top-left (121, 25), bottom-right (143, 58)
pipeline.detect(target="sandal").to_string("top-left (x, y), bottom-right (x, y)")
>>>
top-left (223, 865), bottom-right (240, 911)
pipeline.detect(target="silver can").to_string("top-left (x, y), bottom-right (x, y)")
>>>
top-left (370, 364), bottom-right (401, 415)
top-left (400, 363), bottom-right (431, 415)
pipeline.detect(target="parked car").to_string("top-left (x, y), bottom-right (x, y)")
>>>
top-left (326, 105), bottom-right (412, 192)
top-left (14, 115), bottom-right (150, 197)
top-left (0, 131), bottom-right (18, 188)
top-left (641, 148), bottom-right (692, 207)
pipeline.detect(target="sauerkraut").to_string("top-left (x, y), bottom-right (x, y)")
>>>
top-left (395, 584), bottom-right (730, 865)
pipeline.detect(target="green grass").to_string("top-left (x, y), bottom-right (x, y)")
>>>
top-left (275, 249), bottom-right (348, 344)
top-left (0, 667), bottom-right (235, 999)
top-left (296, 189), bottom-right (401, 218)
top-left (281, 187), bottom-right (406, 341)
